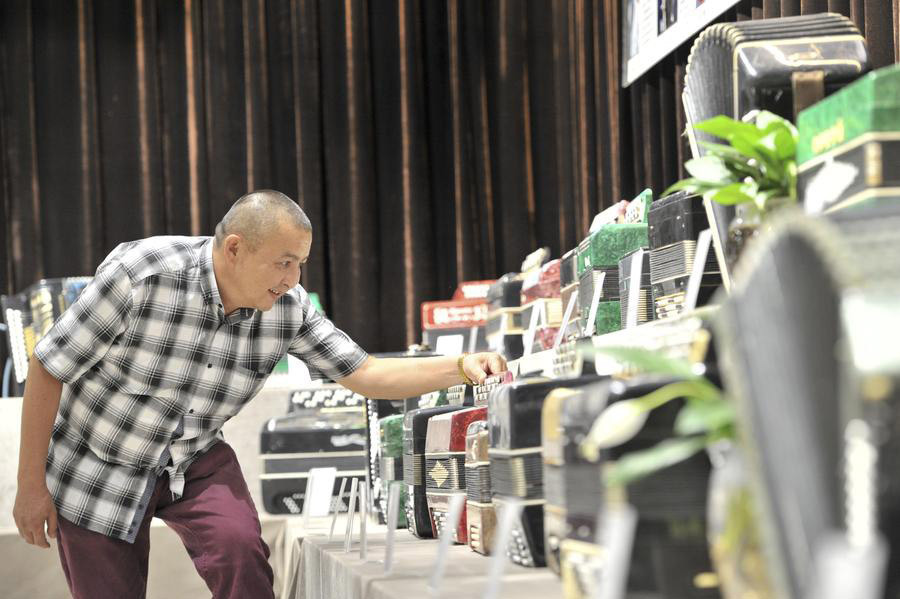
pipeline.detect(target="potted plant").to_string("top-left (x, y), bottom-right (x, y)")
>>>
top-left (579, 346), bottom-right (774, 599)
top-left (663, 110), bottom-right (799, 270)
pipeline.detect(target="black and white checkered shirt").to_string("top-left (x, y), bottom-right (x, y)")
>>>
top-left (34, 236), bottom-right (368, 542)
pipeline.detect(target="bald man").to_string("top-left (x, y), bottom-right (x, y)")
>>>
top-left (13, 190), bottom-right (507, 599)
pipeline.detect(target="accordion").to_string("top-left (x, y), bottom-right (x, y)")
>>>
top-left (474, 371), bottom-right (514, 407)
top-left (1, 276), bottom-right (92, 383)
top-left (683, 13), bottom-right (868, 287)
top-left (798, 64), bottom-right (900, 215)
top-left (486, 274), bottom-right (525, 360)
top-left (556, 378), bottom-right (716, 599)
top-left (425, 406), bottom-right (488, 544)
top-left (363, 349), bottom-right (436, 524)
top-left (403, 405), bottom-right (467, 538)
top-left (648, 191), bottom-right (721, 319)
top-left (288, 386), bottom-right (364, 413)
top-left (718, 207), bottom-right (900, 599)
top-left (378, 414), bottom-right (408, 528)
top-left (577, 224), bottom-right (649, 336)
top-left (465, 419), bottom-right (495, 554)
top-left (488, 375), bottom-right (605, 567)
top-left (259, 402), bottom-right (367, 515)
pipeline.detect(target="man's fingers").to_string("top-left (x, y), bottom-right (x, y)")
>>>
top-left (47, 508), bottom-right (58, 540)
top-left (487, 354), bottom-right (506, 375)
top-left (468, 360), bottom-right (488, 384)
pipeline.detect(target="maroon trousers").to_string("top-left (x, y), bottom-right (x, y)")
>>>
top-left (56, 442), bottom-right (274, 599)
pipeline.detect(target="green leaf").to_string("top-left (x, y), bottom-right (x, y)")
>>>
top-left (755, 110), bottom-right (798, 140)
top-left (758, 129), bottom-right (796, 161)
top-left (661, 178), bottom-right (705, 197)
top-left (705, 182), bottom-right (756, 206)
top-left (694, 116), bottom-right (764, 143)
top-left (674, 398), bottom-right (735, 435)
top-left (591, 346), bottom-right (700, 379)
top-left (685, 156), bottom-right (734, 184)
top-left (605, 436), bottom-right (708, 487)
top-left (698, 141), bottom-right (754, 162)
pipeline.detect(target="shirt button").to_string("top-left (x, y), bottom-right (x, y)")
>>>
top-left (207, 363), bottom-right (212, 368)
top-left (138, 504), bottom-right (145, 509)
top-left (189, 409), bottom-right (195, 414)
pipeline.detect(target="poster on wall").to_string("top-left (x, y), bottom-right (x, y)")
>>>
top-left (622, 0), bottom-right (742, 87)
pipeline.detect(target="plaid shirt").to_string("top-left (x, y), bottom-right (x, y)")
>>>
top-left (34, 236), bottom-right (368, 542)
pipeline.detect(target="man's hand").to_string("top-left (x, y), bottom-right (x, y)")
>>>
top-left (461, 352), bottom-right (508, 385)
top-left (13, 481), bottom-right (58, 548)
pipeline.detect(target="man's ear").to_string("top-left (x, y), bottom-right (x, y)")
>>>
top-left (223, 234), bottom-right (243, 262)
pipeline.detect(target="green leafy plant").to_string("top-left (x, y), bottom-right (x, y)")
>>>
top-left (663, 110), bottom-right (799, 213)
top-left (579, 346), bottom-right (735, 487)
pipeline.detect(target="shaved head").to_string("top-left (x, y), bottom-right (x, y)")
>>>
top-left (214, 190), bottom-right (311, 250)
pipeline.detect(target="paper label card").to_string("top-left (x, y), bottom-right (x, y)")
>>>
top-left (625, 249), bottom-right (644, 329)
top-left (554, 293), bottom-right (579, 348)
top-left (303, 467), bottom-right (337, 522)
top-left (585, 273), bottom-right (606, 337)
top-left (522, 302), bottom-right (542, 356)
top-left (435, 334), bottom-right (465, 356)
top-left (685, 229), bottom-right (712, 312)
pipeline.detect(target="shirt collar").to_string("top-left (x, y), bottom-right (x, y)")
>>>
top-left (199, 239), bottom-right (257, 323)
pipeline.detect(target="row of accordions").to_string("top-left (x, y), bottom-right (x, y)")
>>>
top-left (360, 327), bottom-right (721, 599)
top-left (485, 190), bottom-right (722, 363)
top-left (1, 277), bottom-right (93, 384)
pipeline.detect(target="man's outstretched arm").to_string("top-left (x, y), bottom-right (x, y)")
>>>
top-left (13, 358), bottom-right (62, 548)
top-left (338, 352), bottom-right (507, 400)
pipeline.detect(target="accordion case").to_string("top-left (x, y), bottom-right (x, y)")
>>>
top-left (403, 405), bottom-right (466, 538)
top-left (489, 375), bottom-right (605, 567)
top-left (465, 419), bottom-right (495, 555)
top-left (260, 408), bottom-right (367, 515)
top-left (682, 13), bottom-right (868, 289)
top-left (425, 406), bottom-right (488, 544)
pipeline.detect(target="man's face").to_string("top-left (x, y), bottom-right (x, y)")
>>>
top-left (232, 224), bottom-right (312, 311)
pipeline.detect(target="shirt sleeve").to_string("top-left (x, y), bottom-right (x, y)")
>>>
top-left (33, 261), bottom-right (133, 384)
top-left (287, 290), bottom-right (368, 381)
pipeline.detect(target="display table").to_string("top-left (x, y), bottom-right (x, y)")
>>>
top-left (283, 516), bottom-right (562, 599)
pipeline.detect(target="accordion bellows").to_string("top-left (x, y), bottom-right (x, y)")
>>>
top-left (719, 207), bottom-right (900, 599)
top-left (717, 216), bottom-right (848, 599)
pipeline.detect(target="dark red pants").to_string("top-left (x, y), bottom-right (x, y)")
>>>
top-left (56, 442), bottom-right (274, 599)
